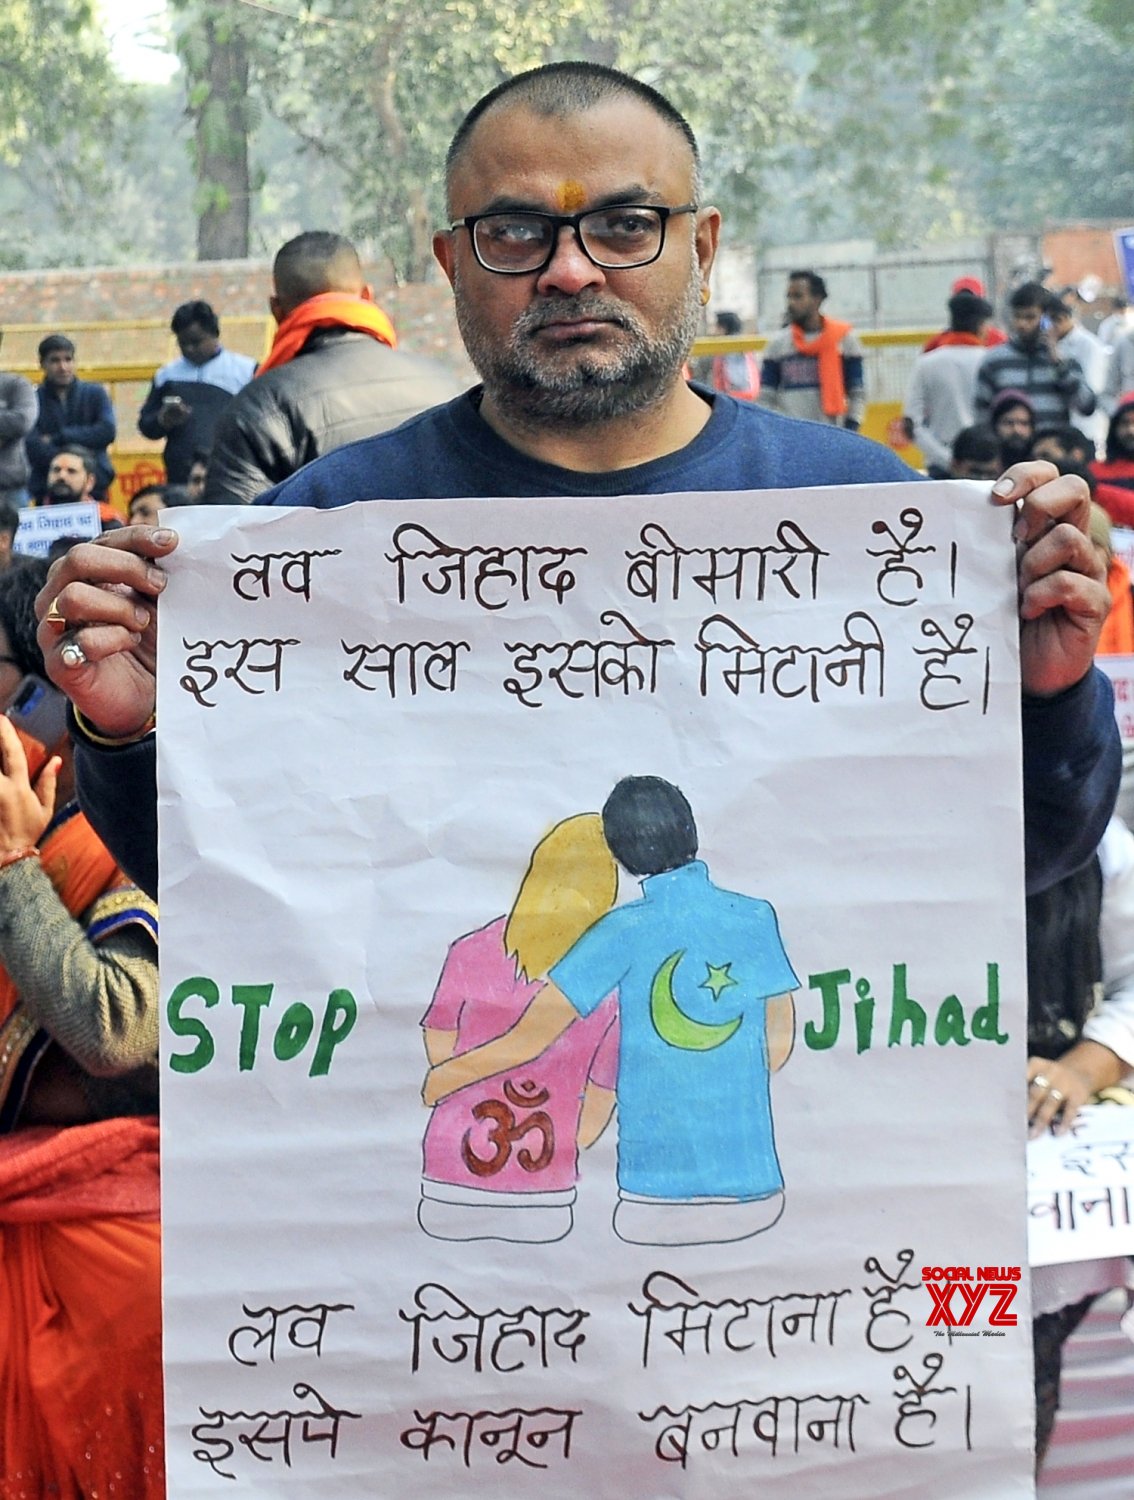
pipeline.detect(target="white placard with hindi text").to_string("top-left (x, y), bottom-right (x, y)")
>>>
top-left (14, 500), bottom-right (101, 557)
top-left (1028, 1105), bottom-right (1134, 1266)
top-left (158, 483), bottom-right (1035, 1498)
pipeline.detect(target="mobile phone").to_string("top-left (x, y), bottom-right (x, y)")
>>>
top-left (6, 675), bottom-right (68, 751)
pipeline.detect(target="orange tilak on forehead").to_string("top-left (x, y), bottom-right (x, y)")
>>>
top-left (556, 180), bottom-right (587, 212)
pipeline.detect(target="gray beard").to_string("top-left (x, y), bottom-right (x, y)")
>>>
top-left (454, 270), bottom-right (703, 430)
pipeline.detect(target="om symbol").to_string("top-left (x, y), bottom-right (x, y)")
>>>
top-left (461, 1079), bottom-right (555, 1177)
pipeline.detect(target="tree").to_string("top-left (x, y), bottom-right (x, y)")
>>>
top-left (0, 0), bottom-right (125, 267)
top-left (760, 0), bottom-right (1012, 247)
top-left (248, 0), bottom-right (798, 282)
top-left (172, 0), bottom-right (257, 260)
top-left (967, 0), bottom-right (1134, 229)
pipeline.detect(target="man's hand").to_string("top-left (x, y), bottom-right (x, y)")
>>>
top-left (0, 717), bottom-right (57, 851)
top-left (159, 397), bottom-right (192, 430)
top-left (34, 525), bottom-right (178, 738)
top-left (990, 461), bottom-right (1108, 698)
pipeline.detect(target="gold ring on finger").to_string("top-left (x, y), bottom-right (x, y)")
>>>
top-left (44, 597), bottom-right (66, 633)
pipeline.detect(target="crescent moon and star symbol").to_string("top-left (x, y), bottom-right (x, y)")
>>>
top-left (649, 949), bottom-right (743, 1051)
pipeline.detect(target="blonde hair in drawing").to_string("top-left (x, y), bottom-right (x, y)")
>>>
top-left (504, 813), bottom-right (618, 982)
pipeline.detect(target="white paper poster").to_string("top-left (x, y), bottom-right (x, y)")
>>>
top-left (1094, 651), bottom-right (1134, 742)
top-left (14, 499), bottom-right (101, 557)
top-left (158, 483), bottom-right (1034, 1497)
top-left (1028, 1105), bottom-right (1134, 1266)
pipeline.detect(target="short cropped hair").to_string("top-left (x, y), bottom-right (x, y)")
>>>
top-left (602, 776), bottom-right (698, 877)
top-left (1009, 281), bottom-right (1048, 311)
top-left (445, 62), bottom-right (701, 211)
top-left (38, 334), bottom-right (75, 360)
top-left (171, 300), bottom-right (219, 337)
top-left (272, 231), bottom-right (363, 308)
top-left (951, 425), bottom-right (1000, 466)
top-left (789, 270), bottom-right (827, 301)
top-left (50, 443), bottom-right (98, 477)
top-left (0, 501), bottom-right (18, 539)
top-left (1032, 424), bottom-right (1094, 462)
top-left (0, 557), bottom-right (50, 679)
top-left (947, 292), bottom-right (992, 334)
top-left (129, 483), bottom-right (173, 506)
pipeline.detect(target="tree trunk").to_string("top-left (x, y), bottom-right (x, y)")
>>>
top-left (406, 184), bottom-right (435, 285)
top-left (193, 7), bottom-right (251, 260)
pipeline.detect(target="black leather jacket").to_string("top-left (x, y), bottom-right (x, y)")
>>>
top-left (202, 328), bottom-right (462, 504)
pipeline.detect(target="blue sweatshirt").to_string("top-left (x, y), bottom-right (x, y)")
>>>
top-left (74, 388), bottom-right (1120, 899)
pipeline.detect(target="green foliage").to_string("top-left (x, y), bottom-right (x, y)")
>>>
top-left (5, 0), bottom-right (1131, 276)
top-left (240, 0), bottom-right (798, 280)
top-left (173, 0), bottom-right (255, 258)
top-left (0, 0), bottom-right (120, 162)
top-left (0, 0), bottom-right (143, 267)
top-left (1087, 0), bottom-right (1134, 43)
top-left (968, 0), bottom-right (1134, 227)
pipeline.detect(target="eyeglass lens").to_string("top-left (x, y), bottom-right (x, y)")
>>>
top-left (473, 207), bottom-right (666, 272)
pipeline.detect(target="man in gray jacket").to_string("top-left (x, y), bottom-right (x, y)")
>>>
top-left (203, 231), bottom-right (462, 504)
top-left (0, 339), bottom-right (37, 505)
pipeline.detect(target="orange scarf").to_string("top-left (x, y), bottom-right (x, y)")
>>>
top-left (0, 751), bottom-right (163, 1494)
top-left (924, 326), bottom-right (1007, 352)
top-left (791, 317), bottom-right (851, 417)
top-left (0, 734), bottom-right (139, 1145)
top-left (0, 778), bottom-right (119, 1027)
top-left (0, 1117), bottom-right (158, 1221)
top-left (257, 291), bottom-right (397, 374)
top-left (929, 331), bottom-right (984, 348)
top-left (0, 1162), bottom-right (164, 1493)
top-left (1098, 557), bottom-right (1134, 656)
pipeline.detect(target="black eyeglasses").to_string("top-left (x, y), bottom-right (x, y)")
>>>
top-left (450, 203), bottom-right (698, 275)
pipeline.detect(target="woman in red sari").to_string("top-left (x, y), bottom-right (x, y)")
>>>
top-left (0, 559), bottom-right (161, 1500)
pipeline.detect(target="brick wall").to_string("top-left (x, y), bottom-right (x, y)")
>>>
top-left (0, 259), bottom-right (475, 381)
top-left (1043, 226), bottom-right (1123, 294)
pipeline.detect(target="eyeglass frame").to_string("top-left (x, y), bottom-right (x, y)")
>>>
top-left (449, 203), bottom-right (700, 276)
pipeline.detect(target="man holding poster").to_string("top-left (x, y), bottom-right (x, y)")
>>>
top-left (22, 62), bottom-right (1124, 1497)
top-left (32, 61), bottom-right (1119, 894)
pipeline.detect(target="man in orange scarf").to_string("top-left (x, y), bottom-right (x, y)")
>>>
top-left (758, 269), bottom-right (866, 431)
top-left (203, 230), bottom-right (462, 504)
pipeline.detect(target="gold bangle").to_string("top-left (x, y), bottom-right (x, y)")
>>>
top-left (72, 708), bottom-right (156, 748)
top-left (0, 847), bottom-right (39, 870)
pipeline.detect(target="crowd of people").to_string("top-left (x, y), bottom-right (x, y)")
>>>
top-left (900, 281), bottom-right (1134, 660)
top-left (0, 56), bottom-right (1129, 1496)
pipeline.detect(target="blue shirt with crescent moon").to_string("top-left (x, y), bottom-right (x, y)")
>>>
top-left (550, 860), bottom-right (798, 1201)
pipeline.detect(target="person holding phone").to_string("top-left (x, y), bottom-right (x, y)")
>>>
top-left (0, 558), bottom-right (162, 1496)
top-left (974, 282), bottom-right (1097, 432)
top-left (137, 300), bottom-right (256, 484)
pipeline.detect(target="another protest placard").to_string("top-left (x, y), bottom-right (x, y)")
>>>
top-left (14, 500), bottom-right (100, 557)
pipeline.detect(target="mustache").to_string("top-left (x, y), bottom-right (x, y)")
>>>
top-left (515, 297), bottom-right (636, 336)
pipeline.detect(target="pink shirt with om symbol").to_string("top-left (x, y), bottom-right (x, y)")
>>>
top-left (421, 916), bottom-right (618, 1194)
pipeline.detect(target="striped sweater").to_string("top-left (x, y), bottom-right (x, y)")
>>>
top-left (973, 338), bottom-right (1096, 430)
